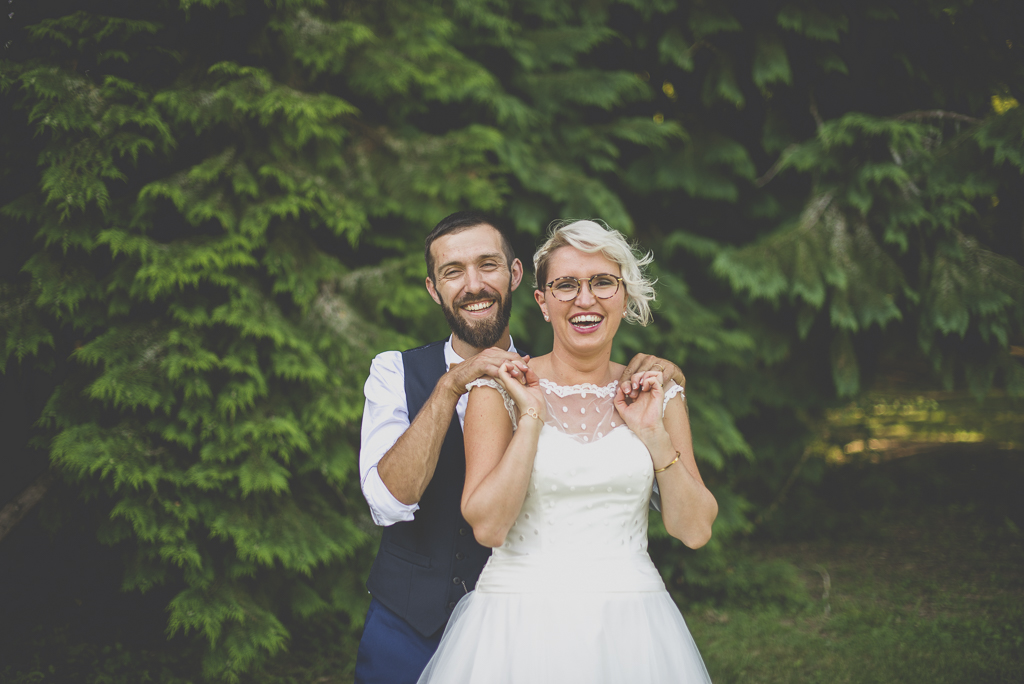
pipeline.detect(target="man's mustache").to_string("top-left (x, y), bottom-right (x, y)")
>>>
top-left (455, 290), bottom-right (500, 307)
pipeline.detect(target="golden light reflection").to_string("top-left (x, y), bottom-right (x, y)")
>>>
top-left (820, 392), bottom-right (1024, 465)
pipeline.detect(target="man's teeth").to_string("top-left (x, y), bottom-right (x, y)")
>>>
top-left (463, 300), bottom-right (493, 312)
top-left (570, 315), bottom-right (602, 324)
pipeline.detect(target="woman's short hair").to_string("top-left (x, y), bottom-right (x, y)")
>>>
top-left (533, 219), bottom-right (656, 326)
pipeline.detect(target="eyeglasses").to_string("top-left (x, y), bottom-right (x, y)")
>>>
top-left (545, 274), bottom-right (623, 302)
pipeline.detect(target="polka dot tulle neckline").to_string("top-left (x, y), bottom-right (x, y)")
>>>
top-left (539, 378), bottom-right (618, 399)
top-left (466, 377), bottom-right (683, 445)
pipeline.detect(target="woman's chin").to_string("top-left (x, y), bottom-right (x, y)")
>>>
top-left (554, 325), bottom-right (618, 353)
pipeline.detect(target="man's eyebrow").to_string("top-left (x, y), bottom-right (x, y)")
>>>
top-left (438, 251), bottom-right (506, 272)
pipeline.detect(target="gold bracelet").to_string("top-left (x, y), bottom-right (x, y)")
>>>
top-left (520, 406), bottom-right (542, 422)
top-left (654, 450), bottom-right (681, 473)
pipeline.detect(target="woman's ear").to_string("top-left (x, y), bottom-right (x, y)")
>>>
top-left (534, 289), bottom-right (549, 321)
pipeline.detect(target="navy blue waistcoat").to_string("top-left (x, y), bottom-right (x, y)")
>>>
top-left (364, 340), bottom-right (492, 637)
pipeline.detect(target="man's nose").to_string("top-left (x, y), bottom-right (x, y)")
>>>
top-left (465, 266), bottom-right (487, 291)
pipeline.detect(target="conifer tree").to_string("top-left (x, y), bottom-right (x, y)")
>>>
top-left (1, 0), bottom-right (513, 677)
top-left (2, 0), bottom-right (1022, 678)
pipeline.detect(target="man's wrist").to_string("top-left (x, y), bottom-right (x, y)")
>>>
top-left (438, 367), bottom-right (466, 398)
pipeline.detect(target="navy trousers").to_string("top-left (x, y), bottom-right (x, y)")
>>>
top-left (354, 598), bottom-right (443, 684)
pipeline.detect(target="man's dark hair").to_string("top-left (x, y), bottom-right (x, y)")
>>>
top-left (424, 211), bottom-right (517, 283)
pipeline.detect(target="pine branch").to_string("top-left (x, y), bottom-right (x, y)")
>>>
top-left (809, 92), bottom-right (824, 130)
top-left (755, 143), bottom-right (800, 187)
top-left (894, 110), bottom-right (981, 124)
top-left (0, 472), bottom-right (55, 544)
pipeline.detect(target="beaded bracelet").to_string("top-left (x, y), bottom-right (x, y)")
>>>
top-left (654, 450), bottom-right (681, 473)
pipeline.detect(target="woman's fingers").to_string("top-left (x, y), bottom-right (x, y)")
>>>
top-left (632, 369), bottom-right (664, 393)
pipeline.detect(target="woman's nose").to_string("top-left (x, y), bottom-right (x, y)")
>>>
top-left (575, 280), bottom-right (597, 305)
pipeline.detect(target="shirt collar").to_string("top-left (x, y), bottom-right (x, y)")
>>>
top-left (444, 334), bottom-right (518, 371)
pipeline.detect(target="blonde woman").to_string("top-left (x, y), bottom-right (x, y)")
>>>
top-left (417, 220), bottom-right (716, 683)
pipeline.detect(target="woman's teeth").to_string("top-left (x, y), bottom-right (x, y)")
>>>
top-left (570, 314), bottom-right (602, 327)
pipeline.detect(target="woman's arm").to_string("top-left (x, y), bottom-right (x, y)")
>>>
top-left (647, 393), bottom-right (717, 548)
top-left (461, 366), bottom-right (546, 548)
top-left (614, 374), bottom-right (717, 548)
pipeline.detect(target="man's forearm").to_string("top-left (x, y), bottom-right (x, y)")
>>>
top-left (376, 376), bottom-right (460, 505)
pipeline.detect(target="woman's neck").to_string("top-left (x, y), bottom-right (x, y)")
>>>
top-left (542, 345), bottom-right (615, 387)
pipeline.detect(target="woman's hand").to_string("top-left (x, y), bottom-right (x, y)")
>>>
top-left (613, 370), bottom-right (667, 444)
top-left (494, 360), bottom-right (548, 424)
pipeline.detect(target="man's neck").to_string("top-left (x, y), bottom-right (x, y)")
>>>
top-left (451, 330), bottom-right (511, 360)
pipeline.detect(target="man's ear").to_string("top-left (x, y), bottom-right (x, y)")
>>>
top-left (424, 276), bottom-right (442, 306)
top-left (510, 258), bottom-right (524, 292)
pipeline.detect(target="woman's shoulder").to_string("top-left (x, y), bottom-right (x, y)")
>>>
top-left (466, 377), bottom-right (502, 391)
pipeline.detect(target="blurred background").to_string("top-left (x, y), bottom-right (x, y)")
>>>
top-left (1, 1), bottom-right (1022, 682)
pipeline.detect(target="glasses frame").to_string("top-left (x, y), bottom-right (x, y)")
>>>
top-left (544, 273), bottom-right (624, 302)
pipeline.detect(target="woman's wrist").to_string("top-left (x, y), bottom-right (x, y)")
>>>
top-left (637, 424), bottom-right (670, 448)
top-left (518, 405), bottom-right (545, 423)
top-left (642, 430), bottom-right (676, 464)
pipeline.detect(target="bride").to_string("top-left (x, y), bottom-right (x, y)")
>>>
top-left (417, 220), bottom-right (717, 683)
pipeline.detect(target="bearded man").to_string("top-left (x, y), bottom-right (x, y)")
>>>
top-left (354, 212), bottom-right (682, 684)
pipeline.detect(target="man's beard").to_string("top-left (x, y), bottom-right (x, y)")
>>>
top-left (441, 286), bottom-right (513, 350)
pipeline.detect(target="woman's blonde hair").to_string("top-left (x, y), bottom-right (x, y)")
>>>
top-left (533, 219), bottom-right (656, 326)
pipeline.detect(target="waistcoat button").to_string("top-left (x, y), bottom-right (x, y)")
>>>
top-left (455, 552), bottom-right (465, 561)
top-left (453, 576), bottom-right (462, 585)
top-left (459, 528), bottom-right (468, 536)
top-left (448, 601), bottom-right (456, 610)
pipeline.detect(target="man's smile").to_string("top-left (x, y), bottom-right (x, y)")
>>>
top-left (461, 299), bottom-right (496, 313)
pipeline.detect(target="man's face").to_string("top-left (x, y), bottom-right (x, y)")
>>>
top-left (425, 225), bottom-right (523, 350)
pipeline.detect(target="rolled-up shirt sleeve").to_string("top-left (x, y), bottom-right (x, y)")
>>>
top-left (359, 351), bottom-right (420, 526)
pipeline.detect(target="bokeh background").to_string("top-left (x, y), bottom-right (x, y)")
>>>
top-left (1, 1), bottom-right (1022, 681)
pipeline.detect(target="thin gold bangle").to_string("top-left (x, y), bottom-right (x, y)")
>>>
top-left (654, 450), bottom-right (680, 473)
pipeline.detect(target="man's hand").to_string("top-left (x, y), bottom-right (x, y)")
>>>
top-left (619, 353), bottom-right (685, 400)
top-left (443, 348), bottom-right (530, 397)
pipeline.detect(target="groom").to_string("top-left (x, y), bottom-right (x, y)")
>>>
top-left (354, 211), bottom-right (683, 684)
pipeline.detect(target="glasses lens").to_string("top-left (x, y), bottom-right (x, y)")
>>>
top-left (550, 277), bottom-right (581, 301)
top-left (591, 275), bottom-right (620, 299)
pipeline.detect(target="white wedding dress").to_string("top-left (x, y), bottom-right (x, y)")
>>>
top-left (417, 378), bottom-right (712, 684)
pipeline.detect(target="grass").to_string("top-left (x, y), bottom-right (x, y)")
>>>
top-left (683, 449), bottom-right (1024, 684)
top-left (687, 513), bottom-right (1023, 683)
top-left (2, 451), bottom-right (1021, 683)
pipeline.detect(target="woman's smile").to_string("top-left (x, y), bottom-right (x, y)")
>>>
top-left (568, 312), bottom-right (605, 332)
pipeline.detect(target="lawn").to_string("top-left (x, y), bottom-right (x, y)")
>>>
top-left (689, 509), bottom-right (1023, 683)
top-left (2, 450), bottom-right (1021, 683)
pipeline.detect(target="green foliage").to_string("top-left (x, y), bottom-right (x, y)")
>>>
top-left (2, 0), bottom-right (1023, 679)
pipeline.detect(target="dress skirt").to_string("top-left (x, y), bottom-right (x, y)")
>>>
top-left (416, 552), bottom-right (712, 684)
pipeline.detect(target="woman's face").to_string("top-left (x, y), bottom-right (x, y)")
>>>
top-left (534, 246), bottom-right (626, 357)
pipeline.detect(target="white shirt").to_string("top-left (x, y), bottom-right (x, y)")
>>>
top-left (359, 336), bottom-right (520, 526)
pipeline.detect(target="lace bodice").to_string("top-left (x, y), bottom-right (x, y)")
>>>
top-left (497, 425), bottom-right (655, 559)
top-left (465, 378), bottom-right (684, 592)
